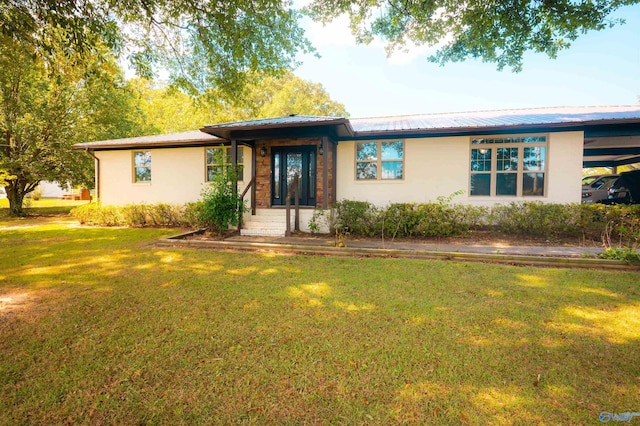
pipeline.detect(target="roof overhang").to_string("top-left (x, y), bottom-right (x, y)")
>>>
top-left (72, 130), bottom-right (226, 151)
top-left (201, 116), bottom-right (354, 141)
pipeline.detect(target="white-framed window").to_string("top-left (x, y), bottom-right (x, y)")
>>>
top-left (133, 151), bottom-right (151, 183)
top-left (355, 140), bottom-right (404, 180)
top-left (206, 147), bottom-right (244, 181)
top-left (470, 135), bottom-right (547, 197)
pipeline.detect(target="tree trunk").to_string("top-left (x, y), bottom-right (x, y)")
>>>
top-left (7, 186), bottom-right (26, 216)
top-left (5, 178), bottom-right (37, 217)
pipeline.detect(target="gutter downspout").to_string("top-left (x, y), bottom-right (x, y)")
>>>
top-left (84, 148), bottom-right (100, 201)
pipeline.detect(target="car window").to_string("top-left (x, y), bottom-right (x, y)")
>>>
top-left (582, 176), bottom-right (598, 186)
top-left (591, 176), bottom-right (618, 189)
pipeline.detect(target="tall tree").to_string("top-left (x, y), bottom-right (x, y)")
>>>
top-left (0, 0), bottom-right (311, 98)
top-left (133, 72), bottom-right (349, 134)
top-left (306, 0), bottom-right (638, 71)
top-left (0, 34), bottom-right (152, 216)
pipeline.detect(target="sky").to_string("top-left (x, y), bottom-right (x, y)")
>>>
top-left (292, 4), bottom-right (640, 118)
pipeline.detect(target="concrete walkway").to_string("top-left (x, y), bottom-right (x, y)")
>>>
top-left (159, 231), bottom-right (640, 270)
top-left (226, 234), bottom-right (604, 258)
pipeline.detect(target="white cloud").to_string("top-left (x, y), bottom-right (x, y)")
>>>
top-left (305, 15), bottom-right (357, 47)
top-left (385, 41), bottom-right (439, 65)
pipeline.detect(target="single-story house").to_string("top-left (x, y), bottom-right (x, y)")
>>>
top-left (73, 105), bottom-right (640, 235)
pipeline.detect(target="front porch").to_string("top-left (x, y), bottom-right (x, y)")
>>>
top-left (201, 115), bottom-right (353, 235)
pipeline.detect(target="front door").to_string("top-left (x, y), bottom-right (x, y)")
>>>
top-left (271, 146), bottom-right (317, 206)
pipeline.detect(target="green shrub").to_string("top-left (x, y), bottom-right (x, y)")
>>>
top-left (598, 247), bottom-right (640, 263)
top-left (183, 202), bottom-right (204, 228)
top-left (308, 208), bottom-right (330, 234)
top-left (601, 204), bottom-right (640, 249)
top-left (121, 204), bottom-right (148, 227)
top-left (331, 200), bottom-right (380, 237)
top-left (147, 203), bottom-right (183, 226)
top-left (489, 202), bottom-right (581, 237)
top-left (71, 203), bottom-right (190, 228)
top-left (198, 168), bottom-right (246, 235)
top-left (71, 203), bottom-right (124, 226)
top-left (331, 195), bottom-right (488, 239)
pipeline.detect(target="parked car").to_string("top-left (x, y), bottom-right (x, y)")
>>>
top-left (581, 174), bottom-right (619, 204)
top-left (606, 170), bottom-right (640, 204)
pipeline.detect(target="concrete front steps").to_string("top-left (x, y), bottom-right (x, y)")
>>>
top-left (240, 209), bottom-right (292, 236)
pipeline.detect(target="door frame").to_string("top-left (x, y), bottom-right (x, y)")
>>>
top-left (270, 145), bottom-right (317, 207)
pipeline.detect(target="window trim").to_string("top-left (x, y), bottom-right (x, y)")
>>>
top-left (354, 140), bottom-right (405, 181)
top-left (205, 146), bottom-right (244, 182)
top-left (469, 134), bottom-right (548, 197)
top-left (132, 151), bottom-right (151, 183)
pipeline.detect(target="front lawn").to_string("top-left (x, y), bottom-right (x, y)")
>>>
top-left (0, 198), bottom-right (90, 223)
top-left (0, 218), bottom-right (638, 424)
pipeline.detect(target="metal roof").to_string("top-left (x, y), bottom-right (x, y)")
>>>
top-left (73, 130), bottom-right (222, 150)
top-left (74, 107), bottom-right (640, 168)
top-left (350, 105), bottom-right (640, 135)
top-left (201, 115), bottom-right (353, 139)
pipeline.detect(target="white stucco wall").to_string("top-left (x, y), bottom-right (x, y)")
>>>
top-left (95, 131), bottom-right (584, 208)
top-left (96, 146), bottom-right (251, 205)
top-left (336, 131), bottom-right (584, 206)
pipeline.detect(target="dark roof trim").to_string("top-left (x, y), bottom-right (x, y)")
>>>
top-left (201, 116), bottom-right (354, 140)
top-left (347, 121), bottom-right (640, 141)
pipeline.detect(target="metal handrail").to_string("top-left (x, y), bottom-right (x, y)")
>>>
top-left (285, 174), bottom-right (300, 237)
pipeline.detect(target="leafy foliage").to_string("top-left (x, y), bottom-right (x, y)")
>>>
top-left (598, 247), bottom-right (640, 263)
top-left (305, 0), bottom-right (635, 71)
top-left (70, 203), bottom-right (195, 227)
top-left (0, 0), bottom-right (312, 98)
top-left (322, 199), bottom-right (640, 247)
top-left (131, 73), bottom-right (348, 134)
top-left (0, 33), bottom-right (152, 216)
top-left (196, 162), bottom-right (246, 235)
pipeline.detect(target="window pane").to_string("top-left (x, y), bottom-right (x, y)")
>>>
top-left (134, 151), bottom-right (151, 167)
top-left (470, 174), bottom-right (490, 196)
top-left (523, 147), bottom-right (546, 171)
top-left (497, 148), bottom-right (518, 171)
top-left (471, 149), bottom-right (492, 172)
top-left (496, 173), bottom-right (517, 196)
top-left (309, 152), bottom-right (316, 199)
top-left (382, 161), bottom-right (403, 179)
top-left (523, 136), bottom-right (546, 143)
top-left (273, 153), bottom-right (280, 199)
top-left (356, 162), bottom-right (377, 179)
top-left (206, 148), bottom-right (221, 165)
top-left (356, 142), bottom-right (377, 161)
top-left (381, 141), bottom-right (403, 160)
top-left (224, 147), bottom-right (243, 164)
top-left (135, 167), bottom-right (151, 182)
top-left (523, 173), bottom-right (545, 196)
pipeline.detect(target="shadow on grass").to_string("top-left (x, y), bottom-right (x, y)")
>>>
top-left (0, 223), bottom-right (638, 424)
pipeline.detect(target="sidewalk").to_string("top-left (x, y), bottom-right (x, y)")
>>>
top-left (227, 234), bottom-right (604, 258)
top-left (159, 231), bottom-right (639, 270)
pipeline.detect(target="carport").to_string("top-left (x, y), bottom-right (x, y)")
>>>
top-left (583, 122), bottom-right (640, 170)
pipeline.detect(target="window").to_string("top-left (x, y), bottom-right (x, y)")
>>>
top-left (356, 141), bottom-right (404, 180)
top-left (206, 147), bottom-right (244, 181)
top-left (133, 151), bottom-right (151, 182)
top-left (470, 136), bottom-right (547, 197)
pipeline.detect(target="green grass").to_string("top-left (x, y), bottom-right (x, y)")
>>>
top-left (0, 216), bottom-right (639, 424)
top-left (0, 197), bottom-right (90, 223)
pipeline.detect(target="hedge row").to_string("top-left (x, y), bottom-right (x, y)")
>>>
top-left (71, 200), bottom-right (640, 248)
top-left (318, 200), bottom-right (640, 246)
top-left (70, 202), bottom-right (203, 227)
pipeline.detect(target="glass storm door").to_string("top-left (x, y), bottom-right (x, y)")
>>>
top-left (271, 146), bottom-right (316, 206)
